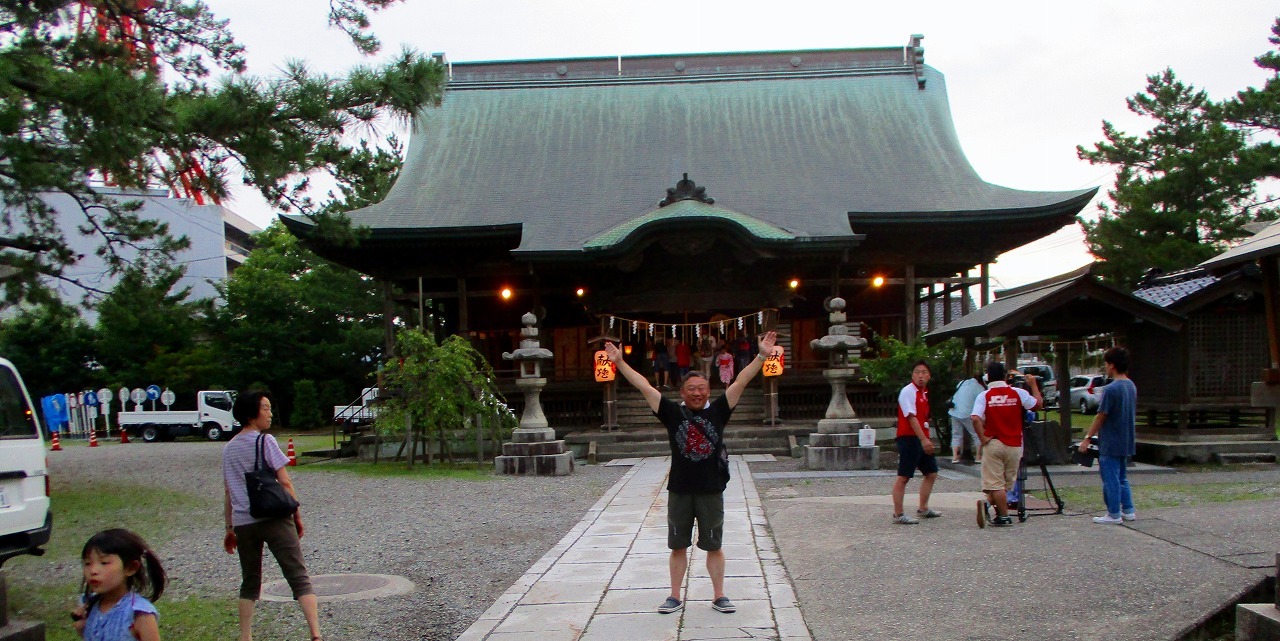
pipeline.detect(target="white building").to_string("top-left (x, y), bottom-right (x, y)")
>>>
top-left (31, 187), bottom-right (260, 309)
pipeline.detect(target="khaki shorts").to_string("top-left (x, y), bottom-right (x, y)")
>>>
top-left (981, 440), bottom-right (1022, 492)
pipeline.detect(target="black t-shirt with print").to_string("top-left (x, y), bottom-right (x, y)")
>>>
top-left (656, 395), bottom-right (732, 494)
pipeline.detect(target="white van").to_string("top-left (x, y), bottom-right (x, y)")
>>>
top-left (0, 357), bottom-right (51, 565)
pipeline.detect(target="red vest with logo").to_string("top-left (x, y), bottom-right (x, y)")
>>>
top-left (982, 386), bottom-right (1024, 447)
top-left (896, 384), bottom-right (930, 438)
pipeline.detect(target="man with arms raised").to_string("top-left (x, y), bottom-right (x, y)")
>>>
top-left (604, 330), bottom-right (777, 616)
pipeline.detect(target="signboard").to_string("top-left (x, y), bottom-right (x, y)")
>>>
top-left (84, 391), bottom-right (99, 407)
top-left (130, 388), bottom-right (147, 405)
top-left (145, 385), bottom-right (162, 401)
top-left (593, 350), bottom-right (616, 383)
top-left (98, 388), bottom-right (113, 404)
top-left (762, 346), bottom-right (785, 378)
top-left (160, 389), bottom-right (175, 407)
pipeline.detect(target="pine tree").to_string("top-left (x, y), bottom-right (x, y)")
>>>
top-left (1078, 69), bottom-right (1271, 288)
top-left (0, 0), bottom-right (444, 306)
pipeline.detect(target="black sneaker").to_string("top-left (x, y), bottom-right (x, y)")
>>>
top-left (712, 597), bottom-right (736, 613)
top-left (658, 596), bottom-right (683, 614)
top-left (991, 515), bottom-right (1014, 527)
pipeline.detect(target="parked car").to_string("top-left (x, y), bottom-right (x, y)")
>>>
top-left (0, 357), bottom-right (51, 565)
top-left (1014, 363), bottom-right (1059, 408)
top-left (1068, 374), bottom-right (1112, 414)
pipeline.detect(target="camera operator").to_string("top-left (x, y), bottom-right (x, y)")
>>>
top-left (971, 362), bottom-right (1042, 527)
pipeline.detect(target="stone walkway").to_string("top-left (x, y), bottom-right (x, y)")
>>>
top-left (456, 456), bottom-right (811, 641)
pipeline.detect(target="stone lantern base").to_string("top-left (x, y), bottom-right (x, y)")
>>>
top-left (804, 422), bottom-right (880, 471)
top-left (495, 428), bottom-right (574, 476)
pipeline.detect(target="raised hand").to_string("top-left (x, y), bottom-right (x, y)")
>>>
top-left (758, 331), bottom-right (778, 355)
top-left (603, 341), bottom-right (623, 363)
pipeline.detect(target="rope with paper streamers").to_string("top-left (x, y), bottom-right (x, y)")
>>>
top-left (970, 336), bottom-right (1120, 370)
top-left (601, 311), bottom-right (769, 345)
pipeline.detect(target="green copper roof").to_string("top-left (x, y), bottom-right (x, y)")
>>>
top-left (333, 46), bottom-right (1094, 257)
top-left (582, 200), bottom-right (795, 251)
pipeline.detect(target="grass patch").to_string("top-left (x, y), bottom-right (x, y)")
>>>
top-left (1056, 481), bottom-right (1280, 513)
top-left (10, 481), bottom-right (212, 565)
top-left (271, 432), bottom-right (340, 456)
top-left (296, 459), bottom-right (494, 480)
top-left (10, 581), bottom-right (244, 641)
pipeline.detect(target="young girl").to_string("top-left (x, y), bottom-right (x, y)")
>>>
top-left (72, 528), bottom-right (165, 641)
top-left (716, 344), bottom-right (735, 387)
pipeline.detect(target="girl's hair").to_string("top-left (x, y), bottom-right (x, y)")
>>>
top-left (232, 389), bottom-right (272, 425)
top-left (81, 529), bottom-right (166, 601)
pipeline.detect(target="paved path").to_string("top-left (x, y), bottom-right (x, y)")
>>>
top-left (456, 456), bottom-right (811, 641)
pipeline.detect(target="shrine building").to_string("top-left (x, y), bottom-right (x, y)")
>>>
top-left (284, 37), bottom-right (1096, 399)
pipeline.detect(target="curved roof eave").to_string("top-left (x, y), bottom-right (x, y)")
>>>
top-left (847, 187), bottom-right (1098, 224)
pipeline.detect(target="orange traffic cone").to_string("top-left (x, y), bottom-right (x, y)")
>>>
top-left (50, 431), bottom-right (62, 451)
top-left (286, 438), bottom-right (297, 466)
top-left (88, 428), bottom-right (99, 447)
top-left (120, 428), bottom-right (129, 444)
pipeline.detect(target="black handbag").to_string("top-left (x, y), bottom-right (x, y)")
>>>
top-left (245, 434), bottom-right (299, 519)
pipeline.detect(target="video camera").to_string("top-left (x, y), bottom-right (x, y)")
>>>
top-left (1070, 435), bottom-right (1099, 467)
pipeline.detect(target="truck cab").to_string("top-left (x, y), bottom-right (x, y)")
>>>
top-left (198, 390), bottom-right (237, 441)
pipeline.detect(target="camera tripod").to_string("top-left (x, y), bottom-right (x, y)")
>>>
top-left (1012, 422), bottom-right (1066, 522)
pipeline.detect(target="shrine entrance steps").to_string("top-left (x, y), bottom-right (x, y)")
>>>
top-left (563, 388), bottom-right (809, 462)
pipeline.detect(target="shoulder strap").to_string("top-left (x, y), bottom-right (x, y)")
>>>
top-left (254, 433), bottom-right (266, 471)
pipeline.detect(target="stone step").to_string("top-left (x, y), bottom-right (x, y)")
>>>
top-left (1213, 452), bottom-right (1279, 465)
top-left (592, 442), bottom-right (791, 461)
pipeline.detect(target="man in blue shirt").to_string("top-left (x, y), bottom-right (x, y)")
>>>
top-left (1077, 347), bottom-right (1137, 524)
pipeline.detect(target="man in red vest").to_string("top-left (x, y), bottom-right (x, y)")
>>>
top-left (971, 361), bottom-right (1042, 527)
top-left (891, 360), bottom-right (940, 524)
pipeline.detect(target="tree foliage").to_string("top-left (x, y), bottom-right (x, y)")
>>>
top-left (210, 221), bottom-right (384, 422)
top-left (374, 328), bottom-right (515, 465)
top-left (860, 335), bottom-right (966, 429)
top-left (93, 262), bottom-right (218, 396)
top-left (0, 296), bottom-right (97, 397)
top-left (1079, 18), bottom-right (1280, 288)
top-left (0, 0), bottom-right (444, 306)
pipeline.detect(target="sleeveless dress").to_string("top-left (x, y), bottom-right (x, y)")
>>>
top-left (82, 591), bottom-right (158, 641)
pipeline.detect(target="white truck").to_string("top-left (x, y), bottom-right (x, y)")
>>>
top-left (118, 390), bottom-right (239, 442)
top-left (333, 387), bottom-right (380, 429)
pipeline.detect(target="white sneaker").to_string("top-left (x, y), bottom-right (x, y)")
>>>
top-left (1121, 511), bottom-right (1136, 521)
top-left (1092, 515), bottom-right (1123, 524)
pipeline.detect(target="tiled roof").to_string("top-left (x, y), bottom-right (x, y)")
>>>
top-left (332, 45), bottom-right (1095, 255)
top-left (1132, 274), bottom-right (1219, 308)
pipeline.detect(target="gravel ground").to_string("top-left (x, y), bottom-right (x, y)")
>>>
top-left (747, 455), bottom-right (1280, 500)
top-left (34, 440), bottom-right (626, 641)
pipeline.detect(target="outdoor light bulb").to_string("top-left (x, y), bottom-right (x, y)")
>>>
top-left (500, 287), bottom-right (513, 300)
top-left (872, 276), bottom-right (885, 288)
top-left (789, 279), bottom-right (799, 289)
top-left (576, 287), bottom-right (585, 297)
top-left (623, 345), bottom-right (633, 355)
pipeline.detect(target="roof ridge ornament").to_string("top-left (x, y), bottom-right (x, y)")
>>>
top-left (659, 173), bottom-right (715, 207)
top-left (907, 34), bottom-right (926, 90)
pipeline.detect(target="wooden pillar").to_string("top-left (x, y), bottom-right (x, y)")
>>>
top-left (1003, 336), bottom-right (1017, 380)
top-left (382, 279), bottom-right (396, 358)
top-left (417, 276), bottom-right (425, 330)
top-left (456, 277), bottom-right (469, 335)
top-left (980, 262), bottom-right (991, 306)
top-left (1261, 256), bottom-right (1280, 374)
top-left (1054, 341), bottom-right (1072, 447)
top-left (963, 337), bottom-right (975, 377)
top-left (942, 282), bottom-right (953, 326)
top-left (904, 264), bottom-right (917, 342)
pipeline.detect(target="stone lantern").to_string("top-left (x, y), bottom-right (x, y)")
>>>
top-left (804, 297), bottom-right (879, 470)
top-left (495, 312), bottom-right (573, 475)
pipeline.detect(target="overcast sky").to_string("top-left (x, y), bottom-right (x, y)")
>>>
top-left (201, 0), bottom-right (1279, 289)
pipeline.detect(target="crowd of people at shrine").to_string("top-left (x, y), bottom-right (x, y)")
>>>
top-left (646, 334), bottom-right (760, 390)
